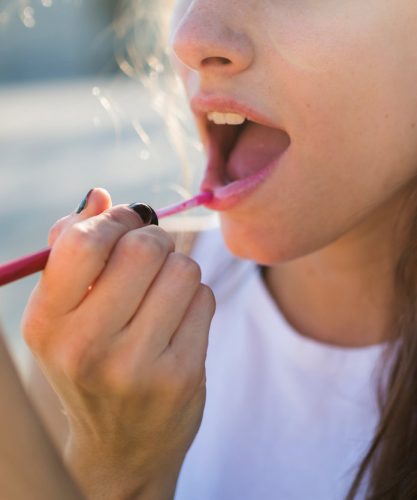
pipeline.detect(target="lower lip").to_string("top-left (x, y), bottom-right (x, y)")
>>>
top-left (201, 147), bottom-right (290, 211)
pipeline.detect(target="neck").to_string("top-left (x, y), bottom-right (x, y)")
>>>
top-left (263, 189), bottom-right (414, 348)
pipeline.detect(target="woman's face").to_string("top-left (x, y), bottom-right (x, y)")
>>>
top-left (169, 0), bottom-right (417, 264)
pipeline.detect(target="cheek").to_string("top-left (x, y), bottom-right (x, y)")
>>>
top-left (260, 1), bottom-right (417, 166)
top-left (218, 139), bottom-right (417, 267)
top-left (221, 3), bottom-right (417, 263)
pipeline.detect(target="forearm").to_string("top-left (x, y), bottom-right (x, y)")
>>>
top-left (66, 441), bottom-right (181, 500)
top-left (0, 334), bottom-right (83, 500)
top-left (26, 355), bottom-right (69, 454)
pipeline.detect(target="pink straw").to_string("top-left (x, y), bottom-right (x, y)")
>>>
top-left (156, 191), bottom-right (212, 219)
top-left (0, 191), bottom-right (213, 287)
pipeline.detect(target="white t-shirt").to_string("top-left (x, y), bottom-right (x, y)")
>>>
top-left (174, 227), bottom-right (387, 500)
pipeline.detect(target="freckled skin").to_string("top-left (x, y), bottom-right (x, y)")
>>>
top-left (169, 0), bottom-right (417, 345)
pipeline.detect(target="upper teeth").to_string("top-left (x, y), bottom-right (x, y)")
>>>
top-left (207, 111), bottom-right (246, 126)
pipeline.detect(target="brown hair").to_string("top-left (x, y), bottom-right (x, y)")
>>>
top-left (112, 0), bottom-right (202, 201)
top-left (112, 0), bottom-right (172, 81)
top-left (347, 180), bottom-right (417, 499)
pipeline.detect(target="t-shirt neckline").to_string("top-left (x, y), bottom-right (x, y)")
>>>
top-left (251, 263), bottom-right (388, 379)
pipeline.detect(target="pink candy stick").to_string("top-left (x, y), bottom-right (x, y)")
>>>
top-left (156, 191), bottom-right (213, 219)
top-left (0, 191), bottom-right (213, 287)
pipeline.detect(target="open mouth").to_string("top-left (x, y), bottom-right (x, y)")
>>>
top-left (199, 115), bottom-right (291, 210)
top-left (205, 119), bottom-right (290, 185)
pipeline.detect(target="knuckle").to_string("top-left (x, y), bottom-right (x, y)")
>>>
top-left (55, 338), bottom-right (90, 384)
top-left (98, 358), bottom-right (133, 395)
top-left (63, 223), bottom-right (98, 259)
top-left (22, 317), bottom-right (42, 352)
top-left (144, 224), bottom-right (175, 244)
top-left (176, 366), bottom-right (205, 399)
top-left (185, 363), bottom-right (206, 390)
top-left (111, 226), bottom-right (175, 271)
top-left (106, 206), bottom-right (143, 232)
top-left (139, 228), bottom-right (172, 258)
top-left (196, 284), bottom-right (216, 314)
top-left (48, 216), bottom-right (68, 245)
top-left (142, 225), bottom-right (175, 251)
top-left (168, 253), bottom-right (202, 283)
top-left (47, 224), bottom-right (60, 245)
top-left (119, 230), bottom-right (168, 263)
top-left (117, 231), bottom-right (147, 260)
top-left (161, 357), bottom-right (206, 399)
top-left (21, 294), bottom-right (49, 354)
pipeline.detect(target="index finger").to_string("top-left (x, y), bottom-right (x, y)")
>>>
top-left (38, 204), bottom-right (155, 314)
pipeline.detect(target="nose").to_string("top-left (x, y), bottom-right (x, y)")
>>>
top-left (171, 2), bottom-right (254, 76)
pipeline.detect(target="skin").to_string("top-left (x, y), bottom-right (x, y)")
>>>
top-left (22, 0), bottom-right (417, 497)
top-left (170, 0), bottom-right (417, 346)
top-left (0, 333), bottom-right (82, 500)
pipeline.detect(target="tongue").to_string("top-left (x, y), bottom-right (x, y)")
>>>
top-left (225, 122), bottom-right (290, 181)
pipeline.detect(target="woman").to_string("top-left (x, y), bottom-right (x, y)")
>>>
top-left (23, 1), bottom-right (417, 498)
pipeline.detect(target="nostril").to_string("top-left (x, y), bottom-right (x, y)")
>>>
top-left (201, 56), bottom-right (231, 67)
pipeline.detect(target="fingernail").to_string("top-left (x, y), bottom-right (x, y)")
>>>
top-left (128, 203), bottom-right (159, 226)
top-left (76, 189), bottom-right (94, 214)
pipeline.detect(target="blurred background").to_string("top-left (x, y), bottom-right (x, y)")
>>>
top-left (0, 0), bottom-right (210, 371)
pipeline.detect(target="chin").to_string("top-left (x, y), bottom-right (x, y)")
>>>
top-left (219, 209), bottom-right (354, 266)
top-left (219, 216), bottom-right (305, 265)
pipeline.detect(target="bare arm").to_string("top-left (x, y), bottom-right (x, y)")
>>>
top-left (26, 356), bottom-right (69, 454)
top-left (0, 333), bottom-right (83, 500)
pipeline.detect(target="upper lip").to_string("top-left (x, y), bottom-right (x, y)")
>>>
top-left (191, 95), bottom-right (277, 126)
top-left (190, 94), bottom-right (282, 146)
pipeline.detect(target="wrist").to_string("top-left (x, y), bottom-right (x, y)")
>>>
top-left (133, 465), bottom-right (183, 500)
top-left (65, 439), bottom-right (182, 500)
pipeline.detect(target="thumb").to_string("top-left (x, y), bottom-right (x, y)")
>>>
top-left (48, 188), bottom-right (112, 246)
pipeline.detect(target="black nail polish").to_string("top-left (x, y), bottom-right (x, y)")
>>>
top-left (128, 203), bottom-right (159, 226)
top-left (76, 189), bottom-right (94, 214)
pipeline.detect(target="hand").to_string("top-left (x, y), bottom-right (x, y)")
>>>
top-left (22, 188), bottom-right (216, 500)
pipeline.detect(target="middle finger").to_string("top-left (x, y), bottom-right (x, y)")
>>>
top-left (78, 225), bottom-right (175, 336)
